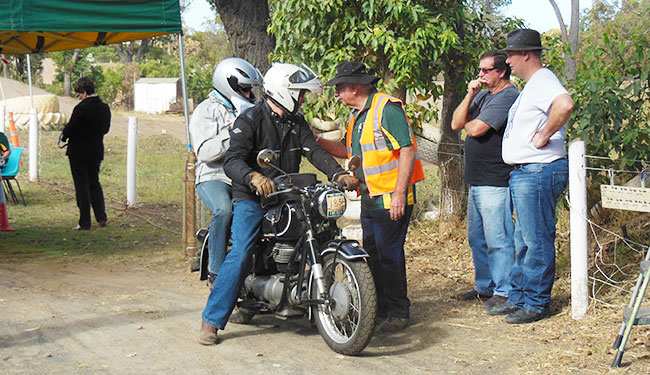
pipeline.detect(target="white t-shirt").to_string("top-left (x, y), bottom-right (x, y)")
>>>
top-left (502, 68), bottom-right (568, 164)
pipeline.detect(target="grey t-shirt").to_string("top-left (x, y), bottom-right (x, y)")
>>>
top-left (464, 85), bottom-right (519, 186)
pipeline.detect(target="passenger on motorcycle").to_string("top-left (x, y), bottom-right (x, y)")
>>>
top-left (198, 63), bottom-right (359, 345)
top-left (190, 58), bottom-right (262, 285)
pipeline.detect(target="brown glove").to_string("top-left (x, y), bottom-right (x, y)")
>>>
top-left (249, 172), bottom-right (275, 198)
top-left (336, 173), bottom-right (360, 191)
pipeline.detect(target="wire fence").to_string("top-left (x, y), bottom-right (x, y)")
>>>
top-left (577, 153), bottom-right (649, 309)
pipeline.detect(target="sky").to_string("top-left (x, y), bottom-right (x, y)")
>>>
top-left (183, 0), bottom-right (593, 34)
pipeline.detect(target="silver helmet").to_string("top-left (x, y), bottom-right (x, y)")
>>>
top-left (263, 63), bottom-right (323, 115)
top-left (212, 57), bottom-right (262, 104)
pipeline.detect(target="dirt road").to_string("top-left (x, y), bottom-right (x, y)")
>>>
top-left (1, 252), bottom-right (537, 375)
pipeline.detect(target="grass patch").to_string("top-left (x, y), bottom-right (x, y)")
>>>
top-left (1, 130), bottom-right (186, 264)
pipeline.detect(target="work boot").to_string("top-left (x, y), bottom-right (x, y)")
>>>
top-left (379, 317), bottom-right (410, 332)
top-left (486, 302), bottom-right (519, 316)
top-left (505, 308), bottom-right (547, 324)
top-left (484, 295), bottom-right (508, 308)
top-left (198, 321), bottom-right (218, 345)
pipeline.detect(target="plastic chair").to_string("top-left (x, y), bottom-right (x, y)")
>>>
top-left (1, 147), bottom-right (26, 206)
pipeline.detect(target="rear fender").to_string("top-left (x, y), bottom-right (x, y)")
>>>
top-left (197, 229), bottom-right (209, 281)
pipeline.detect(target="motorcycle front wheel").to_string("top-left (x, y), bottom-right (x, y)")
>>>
top-left (313, 254), bottom-right (377, 355)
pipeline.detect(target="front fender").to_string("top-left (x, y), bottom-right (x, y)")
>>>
top-left (320, 239), bottom-right (369, 261)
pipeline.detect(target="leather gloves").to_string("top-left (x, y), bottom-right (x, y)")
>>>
top-left (336, 173), bottom-right (360, 191)
top-left (249, 172), bottom-right (275, 198)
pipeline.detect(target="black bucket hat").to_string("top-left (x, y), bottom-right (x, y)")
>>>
top-left (503, 29), bottom-right (547, 51)
top-left (325, 61), bottom-right (380, 86)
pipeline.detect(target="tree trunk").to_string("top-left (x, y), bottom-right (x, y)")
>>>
top-left (438, 69), bottom-right (465, 220)
top-left (211, 0), bottom-right (275, 73)
top-left (549, 0), bottom-right (578, 81)
top-left (63, 49), bottom-right (80, 97)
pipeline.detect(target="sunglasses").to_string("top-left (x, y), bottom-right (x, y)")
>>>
top-left (478, 67), bottom-right (497, 74)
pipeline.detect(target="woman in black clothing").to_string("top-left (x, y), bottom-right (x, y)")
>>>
top-left (61, 77), bottom-right (111, 230)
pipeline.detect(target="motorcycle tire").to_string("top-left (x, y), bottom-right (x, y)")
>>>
top-left (313, 254), bottom-right (377, 355)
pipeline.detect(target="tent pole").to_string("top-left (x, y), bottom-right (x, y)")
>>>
top-left (27, 54), bottom-right (38, 181)
top-left (178, 33), bottom-right (197, 259)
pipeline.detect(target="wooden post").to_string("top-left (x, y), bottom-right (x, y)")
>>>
top-left (569, 140), bottom-right (589, 319)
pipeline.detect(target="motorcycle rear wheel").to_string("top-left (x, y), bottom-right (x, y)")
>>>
top-left (313, 254), bottom-right (377, 355)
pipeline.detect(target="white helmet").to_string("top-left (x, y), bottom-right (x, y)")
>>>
top-left (212, 57), bottom-right (262, 104)
top-left (263, 63), bottom-right (323, 115)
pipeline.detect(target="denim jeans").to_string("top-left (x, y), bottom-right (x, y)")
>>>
top-left (467, 186), bottom-right (515, 297)
top-left (507, 158), bottom-right (568, 313)
top-left (196, 180), bottom-right (232, 275)
top-left (202, 199), bottom-right (264, 329)
top-left (361, 205), bottom-right (413, 319)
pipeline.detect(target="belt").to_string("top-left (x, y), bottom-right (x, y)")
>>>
top-left (513, 163), bottom-right (528, 169)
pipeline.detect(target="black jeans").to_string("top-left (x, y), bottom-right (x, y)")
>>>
top-left (361, 205), bottom-right (413, 319)
top-left (68, 157), bottom-right (107, 228)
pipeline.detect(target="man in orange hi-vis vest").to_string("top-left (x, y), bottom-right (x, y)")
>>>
top-left (316, 61), bottom-right (424, 332)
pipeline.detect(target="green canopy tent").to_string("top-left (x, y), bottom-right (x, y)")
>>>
top-left (0, 0), bottom-right (198, 251)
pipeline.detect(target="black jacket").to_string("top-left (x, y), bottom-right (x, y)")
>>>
top-left (62, 96), bottom-right (111, 161)
top-left (224, 101), bottom-right (344, 202)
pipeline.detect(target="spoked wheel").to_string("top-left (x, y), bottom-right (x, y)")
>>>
top-left (313, 254), bottom-right (377, 355)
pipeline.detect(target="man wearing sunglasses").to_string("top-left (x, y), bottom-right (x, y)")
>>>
top-left (451, 50), bottom-right (518, 311)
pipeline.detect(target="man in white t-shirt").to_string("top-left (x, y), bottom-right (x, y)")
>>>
top-left (486, 29), bottom-right (574, 324)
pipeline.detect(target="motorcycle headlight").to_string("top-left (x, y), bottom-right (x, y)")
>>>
top-left (316, 188), bottom-right (347, 219)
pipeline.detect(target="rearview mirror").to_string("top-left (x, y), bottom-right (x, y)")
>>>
top-left (256, 149), bottom-right (278, 169)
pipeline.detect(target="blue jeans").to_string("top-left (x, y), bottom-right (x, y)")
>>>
top-left (467, 186), bottom-right (515, 297)
top-left (507, 158), bottom-right (568, 313)
top-left (202, 199), bottom-right (264, 329)
top-left (361, 205), bottom-right (413, 319)
top-left (196, 180), bottom-right (232, 275)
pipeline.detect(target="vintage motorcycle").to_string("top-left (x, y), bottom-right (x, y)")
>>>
top-left (195, 150), bottom-right (377, 355)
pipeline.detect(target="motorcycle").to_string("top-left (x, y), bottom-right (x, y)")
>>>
top-left (195, 149), bottom-right (377, 355)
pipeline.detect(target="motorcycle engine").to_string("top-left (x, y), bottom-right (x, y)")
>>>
top-left (272, 242), bottom-right (294, 272)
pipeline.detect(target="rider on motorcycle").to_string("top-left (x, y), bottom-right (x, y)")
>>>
top-left (190, 58), bottom-right (262, 285)
top-left (198, 63), bottom-right (359, 345)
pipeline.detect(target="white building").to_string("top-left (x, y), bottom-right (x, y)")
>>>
top-left (134, 77), bottom-right (182, 114)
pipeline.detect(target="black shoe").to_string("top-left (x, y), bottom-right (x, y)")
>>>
top-left (484, 295), bottom-right (508, 308)
top-left (456, 289), bottom-right (492, 301)
top-left (505, 307), bottom-right (546, 324)
top-left (486, 302), bottom-right (519, 316)
top-left (379, 317), bottom-right (410, 332)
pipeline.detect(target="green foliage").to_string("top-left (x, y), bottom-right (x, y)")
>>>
top-left (269, 0), bottom-right (466, 127)
top-left (566, 29), bottom-right (650, 171)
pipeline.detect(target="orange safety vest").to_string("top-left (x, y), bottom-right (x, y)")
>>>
top-left (345, 92), bottom-right (425, 198)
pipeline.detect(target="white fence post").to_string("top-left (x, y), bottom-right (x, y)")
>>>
top-left (569, 140), bottom-right (589, 319)
top-left (126, 117), bottom-right (138, 207)
top-left (28, 108), bottom-right (38, 181)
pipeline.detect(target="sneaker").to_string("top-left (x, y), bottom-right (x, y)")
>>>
top-left (486, 302), bottom-right (519, 316)
top-left (456, 289), bottom-right (492, 301)
top-left (73, 225), bottom-right (90, 231)
top-left (505, 307), bottom-right (546, 324)
top-left (198, 320), bottom-right (218, 345)
top-left (484, 295), bottom-right (508, 308)
top-left (379, 317), bottom-right (410, 332)
top-left (98, 220), bottom-right (108, 227)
